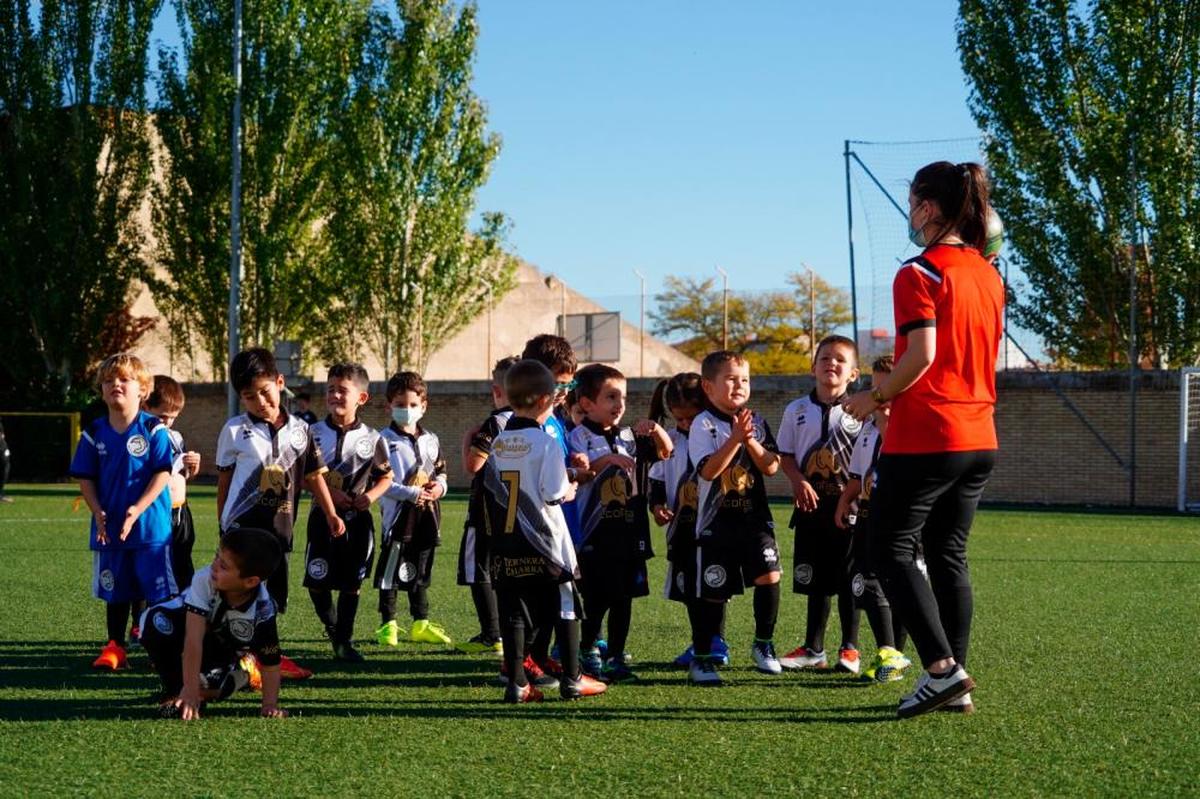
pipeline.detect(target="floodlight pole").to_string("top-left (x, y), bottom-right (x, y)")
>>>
top-left (1128, 138), bottom-right (1138, 508)
top-left (801, 262), bottom-right (816, 362)
top-left (227, 0), bottom-right (244, 420)
top-left (844, 140), bottom-right (859, 346)
top-left (715, 265), bottom-right (729, 351)
top-left (633, 269), bottom-right (646, 377)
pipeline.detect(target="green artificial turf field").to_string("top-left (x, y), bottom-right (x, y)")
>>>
top-left (0, 484), bottom-right (1197, 797)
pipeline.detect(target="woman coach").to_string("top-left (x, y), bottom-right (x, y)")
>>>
top-left (842, 161), bottom-right (1004, 719)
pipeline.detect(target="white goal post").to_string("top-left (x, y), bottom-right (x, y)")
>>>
top-left (1179, 368), bottom-right (1200, 512)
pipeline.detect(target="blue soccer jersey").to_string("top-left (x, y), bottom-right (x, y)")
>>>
top-left (70, 411), bottom-right (173, 550)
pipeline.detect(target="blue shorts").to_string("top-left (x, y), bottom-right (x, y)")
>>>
top-left (93, 546), bottom-right (178, 604)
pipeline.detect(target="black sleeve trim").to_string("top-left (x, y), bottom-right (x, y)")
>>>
top-left (903, 255), bottom-right (943, 280)
top-left (898, 318), bottom-right (937, 335)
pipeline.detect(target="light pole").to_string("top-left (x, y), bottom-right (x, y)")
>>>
top-left (715, 265), bottom-right (729, 351)
top-left (227, 0), bottom-right (244, 419)
top-left (633, 268), bottom-right (646, 378)
top-left (801, 262), bottom-right (816, 362)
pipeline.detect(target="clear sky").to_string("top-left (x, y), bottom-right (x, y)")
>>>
top-left (467, 0), bottom-right (982, 310)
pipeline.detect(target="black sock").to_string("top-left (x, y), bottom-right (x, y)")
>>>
top-left (106, 602), bottom-right (131, 645)
top-left (838, 589), bottom-right (860, 650)
top-left (805, 594), bottom-right (831, 652)
top-left (378, 589), bottom-right (397, 623)
top-left (408, 585), bottom-right (429, 621)
top-left (130, 600), bottom-right (146, 629)
top-left (607, 597), bottom-right (632, 659)
top-left (499, 609), bottom-right (527, 687)
top-left (580, 593), bottom-right (608, 652)
top-left (529, 621), bottom-right (552, 662)
top-left (689, 600), bottom-right (723, 657)
top-left (893, 622), bottom-right (909, 652)
top-left (861, 580), bottom-right (895, 649)
top-left (753, 582), bottom-right (780, 641)
top-left (335, 592), bottom-right (360, 644)
top-left (309, 589), bottom-right (337, 634)
top-left (557, 617), bottom-right (581, 680)
top-left (471, 583), bottom-right (501, 641)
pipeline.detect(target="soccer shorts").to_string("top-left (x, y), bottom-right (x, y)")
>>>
top-left (791, 505), bottom-right (853, 597)
top-left (303, 509), bottom-right (375, 591)
top-left (456, 516), bottom-right (491, 586)
top-left (93, 545), bottom-right (177, 604)
top-left (170, 503), bottom-right (196, 589)
top-left (374, 541), bottom-right (435, 592)
top-left (577, 529), bottom-right (650, 603)
top-left (685, 525), bottom-right (780, 601)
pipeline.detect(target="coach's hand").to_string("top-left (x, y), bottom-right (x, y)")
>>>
top-left (841, 390), bottom-right (878, 422)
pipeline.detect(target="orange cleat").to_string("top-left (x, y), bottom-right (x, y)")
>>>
top-left (278, 654), bottom-right (313, 681)
top-left (239, 653), bottom-right (264, 691)
top-left (92, 640), bottom-right (129, 671)
top-left (503, 682), bottom-right (544, 704)
top-left (560, 673), bottom-right (607, 700)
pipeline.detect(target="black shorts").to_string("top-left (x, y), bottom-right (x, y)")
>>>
top-left (374, 539), bottom-right (436, 591)
top-left (170, 504), bottom-right (196, 589)
top-left (456, 516), bottom-right (491, 586)
top-left (303, 509), bottom-right (375, 591)
top-left (496, 579), bottom-right (583, 628)
top-left (577, 526), bottom-right (650, 602)
top-left (680, 524), bottom-right (780, 601)
top-left (791, 504), bottom-right (853, 596)
top-left (139, 605), bottom-right (241, 697)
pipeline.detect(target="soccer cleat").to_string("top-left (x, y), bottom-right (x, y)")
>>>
top-left (595, 638), bottom-right (609, 658)
top-left (0, 494), bottom-right (12, 504)
top-left (897, 666), bottom-right (975, 719)
top-left (560, 673), bottom-right (608, 700)
top-left (410, 619), bottom-right (452, 645)
top-left (503, 681), bottom-right (544, 704)
top-left (523, 656), bottom-right (560, 691)
top-left (456, 635), bottom-right (503, 656)
top-left (535, 655), bottom-right (563, 677)
top-left (779, 646), bottom-right (827, 671)
top-left (278, 654), bottom-right (313, 681)
top-left (601, 658), bottom-right (638, 684)
top-left (711, 636), bottom-right (730, 666)
top-left (836, 647), bottom-right (861, 675)
top-left (128, 626), bottom-right (141, 649)
top-left (580, 646), bottom-right (604, 678)
top-left (751, 640), bottom-right (782, 675)
top-left (672, 644), bottom-right (696, 668)
top-left (938, 691), bottom-right (976, 714)
top-left (333, 641), bottom-right (365, 663)
top-left (870, 647), bottom-right (911, 683)
top-left (92, 640), bottom-right (128, 671)
top-left (375, 619), bottom-right (400, 647)
top-left (239, 653), bottom-right (263, 691)
top-left (688, 657), bottom-right (722, 687)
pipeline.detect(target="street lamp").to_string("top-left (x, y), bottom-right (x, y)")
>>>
top-left (715, 265), bottom-right (729, 351)
top-left (633, 268), bottom-right (646, 378)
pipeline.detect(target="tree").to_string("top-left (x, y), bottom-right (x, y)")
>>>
top-left (326, 0), bottom-right (514, 375)
top-left (959, 0), bottom-right (1200, 367)
top-left (650, 272), bottom-right (853, 374)
top-left (0, 0), bottom-right (160, 405)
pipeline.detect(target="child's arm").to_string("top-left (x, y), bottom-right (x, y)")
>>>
top-left (780, 456), bottom-right (819, 512)
top-left (176, 612), bottom-right (207, 720)
top-left (697, 421), bottom-right (745, 482)
top-left (739, 410), bottom-right (780, 476)
top-left (462, 424), bottom-right (486, 475)
top-left (304, 472), bottom-right (346, 536)
top-left (259, 664), bottom-right (285, 717)
top-left (182, 450), bottom-right (201, 480)
top-left (590, 452), bottom-right (636, 474)
top-left (632, 419), bottom-right (673, 459)
top-left (835, 478), bottom-right (861, 530)
top-left (353, 472), bottom-right (393, 512)
top-left (77, 478), bottom-right (108, 545)
top-left (216, 470), bottom-right (232, 524)
top-left (120, 471), bottom-right (170, 541)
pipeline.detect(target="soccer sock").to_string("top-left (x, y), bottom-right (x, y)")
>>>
top-left (106, 602), bottom-right (131, 645)
top-left (528, 620), bottom-right (552, 663)
top-left (860, 580), bottom-right (895, 649)
top-left (557, 617), bottom-right (582, 681)
top-left (837, 589), bottom-right (860, 650)
top-left (606, 597), bottom-right (632, 660)
top-left (130, 600), bottom-right (146, 630)
top-left (408, 585), bottom-right (429, 621)
top-left (753, 582), bottom-right (780, 641)
top-left (689, 600), bottom-right (723, 657)
top-left (335, 591), bottom-right (360, 644)
top-left (470, 583), bottom-right (501, 641)
top-left (580, 594), bottom-right (609, 651)
top-left (804, 594), bottom-right (831, 652)
top-left (378, 589), bottom-right (398, 623)
top-left (309, 589), bottom-right (337, 636)
top-left (893, 622), bottom-right (909, 652)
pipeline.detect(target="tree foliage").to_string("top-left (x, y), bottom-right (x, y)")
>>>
top-left (0, 0), bottom-right (159, 406)
top-left (959, 0), bottom-right (1200, 367)
top-left (650, 272), bottom-right (853, 374)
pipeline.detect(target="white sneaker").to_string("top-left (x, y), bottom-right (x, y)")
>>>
top-left (779, 646), bottom-right (827, 670)
top-left (751, 640), bottom-right (782, 675)
top-left (836, 647), bottom-right (861, 675)
top-left (688, 657), bottom-right (722, 686)
top-left (938, 691), bottom-right (976, 714)
top-left (898, 666), bottom-right (975, 719)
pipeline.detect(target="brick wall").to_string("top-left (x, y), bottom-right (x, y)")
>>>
top-left (174, 371), bottom-right (1181, 509)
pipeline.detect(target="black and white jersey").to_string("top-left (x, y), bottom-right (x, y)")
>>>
top-left (847, 419), bottom-right (883, 520)
top-left (481, 417), bottom-right (577, 582)
top-left (567, 419), bottom-right (656, 545)
top-left (215, 411), bottom-right (326, 543)
top-left (168, 429), bottom-right (186, 477)
top-left (153, 566), bottom-right (281, 666)
top-left (468, 407), bottom-right (514, 460)
top-left (688, 408), bottom-right (779, 535)
top-left (309, 417), bottom-right (392, 518)
top-left (778, 390), bottom-right (861, 501)
top-left (648, 427), bottom-right (693, 510)
top-left (379, 424), bottom-right (447, 534)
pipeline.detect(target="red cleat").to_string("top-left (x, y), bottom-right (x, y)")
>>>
top-left (92, 640), bottom-right (129, 671)
top-left (278, 654), bottom-right (313, 680)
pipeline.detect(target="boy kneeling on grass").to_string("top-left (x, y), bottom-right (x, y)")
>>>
top-left (140, 528), bottom-right (288, 720)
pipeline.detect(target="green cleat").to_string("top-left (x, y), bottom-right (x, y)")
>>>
top-left (410, 619), bottom-right (452, 645)
top-left (456, 634), bottom-right (503, 655)
top-left (870, 646), bottom-right (912, 683)
top-left (375, 620), bottom-right (400, 647)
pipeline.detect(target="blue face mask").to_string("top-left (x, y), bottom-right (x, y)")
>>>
top-left (908, 201), bottom-right (929, 248)
top-left (391, 406), bottom-right (423, 426)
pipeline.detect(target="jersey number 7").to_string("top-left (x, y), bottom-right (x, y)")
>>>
top-left (500, 471), bottom-right (520, 534)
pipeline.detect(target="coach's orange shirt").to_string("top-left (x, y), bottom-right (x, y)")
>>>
top-left (884, 243), bottom-right (1004, 454)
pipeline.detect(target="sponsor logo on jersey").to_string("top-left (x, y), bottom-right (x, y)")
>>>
top-left (126, 435), bottom-right (149, 457)
top-left (290, 427), bottom-right (308, 451)
top-left (677, 480), bottom-right (699, 510)
top-left (259, 464), bottom-right (286, 495)
top-left (152, 612), bottom-right (174, 635)
top-left (599, 473), bottom-right (628, 506)
top-left (229, 618), bottom-right (255, 641)
top-left (99, 569), bottom-right (115, 592)
top-left (794, 563), bottom-right (813, 585)
top-left (840, 414), bottom-right (862, 435)
top-left (851, 573), bottom-right (866, 597)
top-left (493, 437), bottom-right (532, 457)
top-left (719, 464), bottom-right (754, 495)
top-left (398, 561), bottom-right (418, 584)
top-left (703, 565), bottom-right (727, 588)
top-left (804, 448), bottom-right (837, 479)
top-left (324, 470), bottom-right (344, 491)
top-left (762, 546), bottom-right (778, 564)
top-left (407, 469), bottom-right (430, 488)
top-left (307, 558), bottom-right (329, 580)
top-left (355, 436), bottom-right (375, 459)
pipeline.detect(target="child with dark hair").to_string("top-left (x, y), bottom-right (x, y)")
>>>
top-left (140, 528), bottom-right (288, 719)
top-left (375, 371), bottom-right (451, 646)
top-left (293, 391), bottom-right (319, 425)
top-left (144, 375), bottom-right (201, 594)
top-left (216, 347), bottom-right (345, 680)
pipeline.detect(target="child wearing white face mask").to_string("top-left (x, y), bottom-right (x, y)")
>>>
top-left (374, 371), bottom-right (452, 647)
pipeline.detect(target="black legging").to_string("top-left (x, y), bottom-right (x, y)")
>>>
top-left (869, 450), bottom-right (994, 669)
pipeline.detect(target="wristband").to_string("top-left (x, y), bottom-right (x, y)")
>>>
top-left (870, 386), bottom-right (886, 404)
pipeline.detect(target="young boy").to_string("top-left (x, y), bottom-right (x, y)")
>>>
top-left (140, 527), bottom-right (288, 719)
top-left (305, 363), bottom-right (393, 662)
top-left (215, 347), bottom-right (345, 680)
top-left (70, 354), bottom-right (175, 670)
top-left (144, 376), bottom-right (202, 593)
top-left (835, 354), bottom-right (913, 684)
top-left (686, 351), bottom-right (783, 684)
top-left (480, 359), bottom-right (606, 702)
top-left (457, 355), bottom-right (520, 655)
top-left (568, 363), bottom-right (671, 683)
top-left (777, 335), bottom-right (864, 673)
top-left (375, 371), bottom-right (451, 646)
top-left (293, 392), bottom-right (319, 425)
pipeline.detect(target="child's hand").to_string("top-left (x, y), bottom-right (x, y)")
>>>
top-left (631, 419), bottom-right (660, 437)
top-left (729, 410), bottom-right (751, 444)
top-left (569, 452), bottom-right (590, 471)
top-left (176, 688), bottom-right (202, 720)
top-left (182, 451), bottom-right (201, 478)
top-left (563, 481), bottom-right (578, 503)
top-left (594, 453), bottom-right (636, 473)
top-left (329, 487), bottom-right (353, 511)
top-left (94, 510), bottom-right (109, 546)
top-left (651, 504), bottom-right (674, 526)
top-left (420, 482), bottom-right (444, 503)
top-left (120, 507), bottom-right (139, 541)
top-left (351, 493), bottom-right (372, 512)
top-left (326, 513), bottom-right (347, 538)
top-left (260, 705), bottom-right (289, 718)
top-left (834, 495), bottom-right (857, 530)
top-left (792, 478), bottom-right (819, 513)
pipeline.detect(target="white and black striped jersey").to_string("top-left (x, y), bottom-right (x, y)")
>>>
top-left (847, 418), bottom-right (883, 518)
top-left (648, 427), bottom-right (693, 510)
top-left (778, 390), bottom-right (861, 501)
top-left (379, 424), bottom-right (447, 535)
top-left (168, 429), bottom-right (186, 477)
top-left (215, 411), bottom-right (326, 543)
top-left (468, 407), bottom-right (514, 459)
top-left (309, 417), bottom-right (392, 514)
top-left (480, 416), bottom-right (577, 581)
top-left (688, 408), bottom-right (778, 535)
top-left (154, 565), bottom-right (281, 666)
top-left (567, 419), bottom-right (657, 545)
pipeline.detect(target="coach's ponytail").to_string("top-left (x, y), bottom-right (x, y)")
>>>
top-left (911, 161), bottom-right (991, 252)
top-left (648, 378), bottom-right (670, 426)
